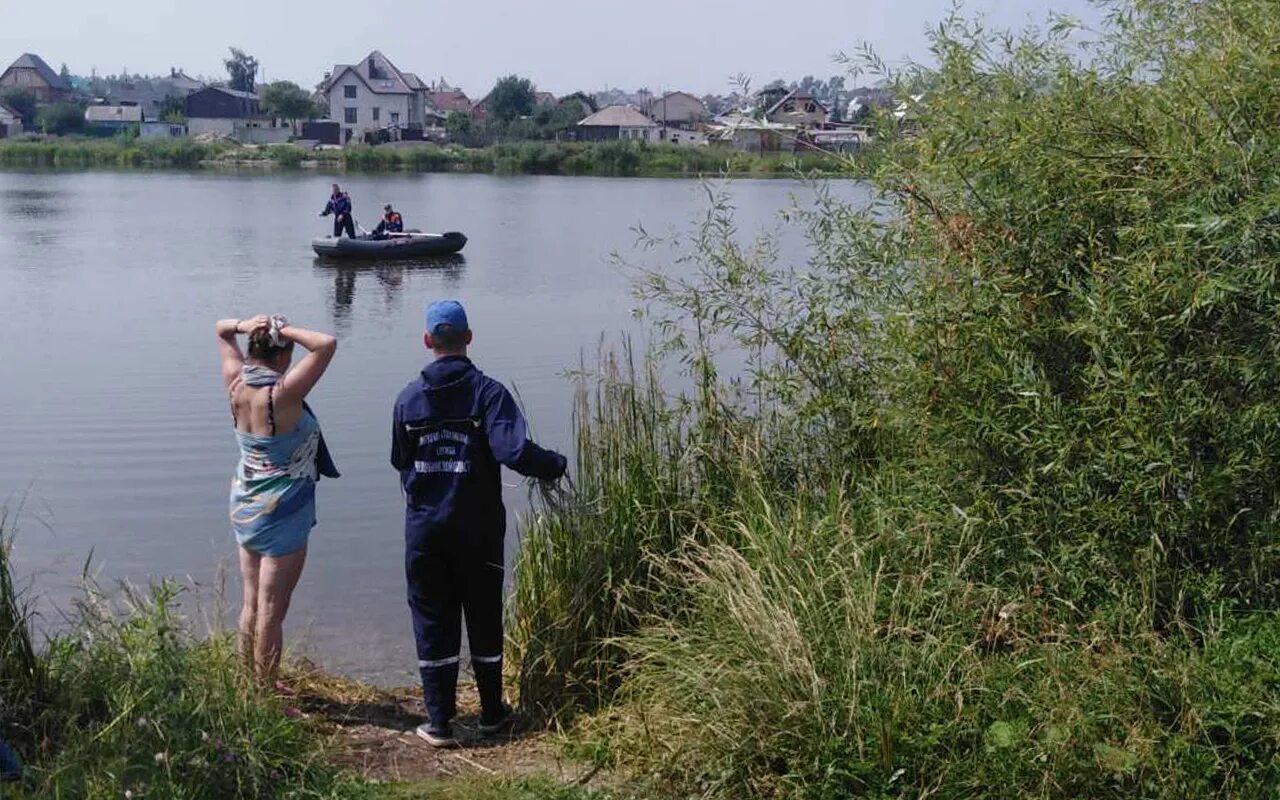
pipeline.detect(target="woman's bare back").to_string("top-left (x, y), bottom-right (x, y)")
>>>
top-left (230, 379), bottom-right (304, 438)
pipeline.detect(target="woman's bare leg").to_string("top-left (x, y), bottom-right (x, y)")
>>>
top-left (238, 547), bottom-right (262, 674)
top-left (254, 546), bottom-right (308, 683)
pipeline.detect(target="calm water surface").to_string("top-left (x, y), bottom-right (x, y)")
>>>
top-left (0, 169), bottom-right (864, 683)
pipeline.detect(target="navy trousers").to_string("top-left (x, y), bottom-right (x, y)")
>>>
top-left (405, 513), bottom-right (505, 729)
top-left (333, 214), bottom-right (356, 239)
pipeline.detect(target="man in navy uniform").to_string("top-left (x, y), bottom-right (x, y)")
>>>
top-left (391, 300), bottom-right (567, 747)
top-left (319, 183), bottom-right (356, 239)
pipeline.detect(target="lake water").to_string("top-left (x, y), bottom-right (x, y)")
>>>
top-left (0, 169), bottom-right (862, 683)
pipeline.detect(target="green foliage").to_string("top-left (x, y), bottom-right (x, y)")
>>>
top-left (223, 47), bottom-right (258, 94)
top-left (0, 511), bottom-right (51, 742)
top-left (0, 527), bottom-right (362, 800)
top-left (445, 111), bottom-right (475, 142)
top-left (0, 87), bottom-right (37, 124)
top-left (486, 75), bottom-right (536, 123)
top-left (0, 137), bottom-right (844, 178)
top-left (36, 102), bottom-right (86, 135)
top-left (0, 138), bottom-right (222, 167)
top-left (260, 80), bottom-right (318, 130)
top-left (159, 94), bottom-right (186, 123)
top-left (510, 0), bottom-right (1280, 796)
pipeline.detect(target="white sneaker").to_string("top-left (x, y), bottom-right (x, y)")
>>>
top-left (415, 722), bottom-right (458, 748)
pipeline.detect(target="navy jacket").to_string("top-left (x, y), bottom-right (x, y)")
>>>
top-left (321, 192), bottom-right (352, 217)
top-left (391, 356), bottom-right (567, 529)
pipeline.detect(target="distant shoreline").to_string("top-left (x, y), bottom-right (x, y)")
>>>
top-left (0, 138), bottom-right (854, 179)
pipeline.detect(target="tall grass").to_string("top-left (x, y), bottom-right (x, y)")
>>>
top-left (0, 509), bottom-right (49, 745)
top-left (0, 138), bottom-right (224, 167)
top-left (0, 138), bottom-right (846, 177)
top-left (0, 515), bottom-right (361, 798)
top-left (509, 1), bottom-right (1280, 797)
top-left (510, 350), bottom-right (709, 718)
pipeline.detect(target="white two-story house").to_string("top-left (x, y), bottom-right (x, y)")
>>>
top-left (320, 51), bottom-right (428, 144)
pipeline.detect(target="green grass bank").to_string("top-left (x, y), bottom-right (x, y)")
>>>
top-left (0, 518), bottom-right (616, 799)
top-left (0, 138), bottom-right (846, 177)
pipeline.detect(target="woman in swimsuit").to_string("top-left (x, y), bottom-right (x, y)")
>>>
top-left (216, 314), bottom-right (338, 683)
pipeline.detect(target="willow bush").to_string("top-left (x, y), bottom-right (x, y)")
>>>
top-left (511, 1), bottom-right (1280, 796)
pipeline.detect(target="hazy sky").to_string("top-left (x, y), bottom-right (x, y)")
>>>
top-left (0, 0), bottom-right (1103, 96)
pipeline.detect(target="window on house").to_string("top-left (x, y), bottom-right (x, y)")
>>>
top-left (390, 112), bottom-right (400, 126)
top-left (344, 107), bottom-right (358, 124)
top-left (344, 85), bottom-right (357, 99)
top-left (372, 107), bottom-right (380, 122)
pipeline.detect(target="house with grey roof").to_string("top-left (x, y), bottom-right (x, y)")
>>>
top-left (320, 51), bottom-right (430, 144)
top-left (577, 105), bottom-right (658, 142)
top-left (0, 53), bottom-right (71, 103)
top-left (645, 91), bottom-right (710, 129)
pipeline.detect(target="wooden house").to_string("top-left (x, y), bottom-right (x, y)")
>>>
top-left (0, 53), bottom-right (71, 103)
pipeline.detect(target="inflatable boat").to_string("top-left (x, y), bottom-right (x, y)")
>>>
top-left (312, 231), bottom-right (467, 259)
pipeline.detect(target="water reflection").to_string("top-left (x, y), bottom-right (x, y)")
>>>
top-left (313, 255), bottom-right (467, 329)
top-left (1, 187), bottom-right (64, 219)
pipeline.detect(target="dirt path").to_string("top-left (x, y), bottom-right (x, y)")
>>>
top-left (293, 672), bottom-right (600, 787)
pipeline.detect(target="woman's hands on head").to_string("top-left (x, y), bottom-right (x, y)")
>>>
top-left (237, 314), bottom-right (271, 335)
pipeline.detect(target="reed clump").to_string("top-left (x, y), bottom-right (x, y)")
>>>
top-left (510, 1), bottom-right (1280, 797)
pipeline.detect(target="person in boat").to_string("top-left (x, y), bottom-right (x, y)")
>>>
top-left (391, 300), bottom-right (567, 748)
top-left (320, 184), bottom-right (356, 239)
top-left (372, 204), bottom-right (404, 238)
top-left (216, 314), bottom-right (340, 684)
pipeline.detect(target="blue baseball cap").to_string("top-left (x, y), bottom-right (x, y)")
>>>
top-left (426, 299), bottom-right (469, 334)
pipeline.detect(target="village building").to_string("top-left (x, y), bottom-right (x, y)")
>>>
top-left (0, 53), bottom-right (71, 103)
top-left (576, 105), bottom-right (658, 142)
top-left (425, 89), bottom-right (473, 117)
top-left (106, 69), bottom-right (205, 120)
top-left (85, 104), bottom-right (144, 132)
top-left (0, 101), bottom-right (23, 138)
top-left (708, 113), bottom-right (794, 153)
top-left (185, 86), bottom-right (288, 144)
top-left (319, 51), bottom-right (429, 143)
top-left (765, 89), bottom-right (828, 127)
top-left (645, 91), bottom-right (709, 129)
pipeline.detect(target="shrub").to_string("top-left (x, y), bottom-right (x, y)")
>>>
top-left (511, 1), bottom-right (1280, 796)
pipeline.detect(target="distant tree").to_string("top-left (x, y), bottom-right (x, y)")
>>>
top-left (486, 75), bottom-right (536, 123)
top-left (445, 111), bottom-right (475, 141)
top-left (260, 80), bottom-right (318, 132)
top-left (223, 48), bottom-right (259, 93)
top-left (36, 102), bottom-right (86, 135)
top-left (0, 88), bottom-right (37, 125)
top-left (537, 101), bottom-right (588, 137)
top-left (59, 63), bottom-right (72, 83)
top-left (159, 95), bottom-right (186, 123)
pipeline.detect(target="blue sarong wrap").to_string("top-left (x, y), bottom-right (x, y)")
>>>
top-left (229, 366), bottom-right (337, 556)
